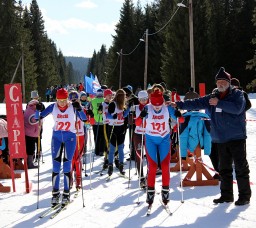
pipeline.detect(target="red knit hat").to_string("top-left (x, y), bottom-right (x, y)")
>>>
top-left (56, 88), bottom-right (68, 99)
top-left (104, 89), bottom-right (113, 98)
top-left (150, 89), bottom-right (164, 106)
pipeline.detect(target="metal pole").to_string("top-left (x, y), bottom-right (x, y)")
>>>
top-left (21, 44), bottom-right (26, 103)
top-left (119, 49), bottom-right (122, 89)
top-left (143, 29), bottom-right (148, 90)
top-left (189, 0), bottom-right (195, 89)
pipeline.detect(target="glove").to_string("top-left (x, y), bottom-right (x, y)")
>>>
top-left (86, 109), bottom-right (94, 117)
top-left (139, 108), bottom-right (147, 118)
top-left (174, 110), bottom-right (182, 117)
top-left (128, 100), bottom-right (134, 108)
top-left (98, 104), bottom-right (103, 112)
top-left (112, 113), bottom-right (117, 119)
top-left (36, 103), bottom-right (44, 111)
top-left (72, 101), bottom-right (82, 111)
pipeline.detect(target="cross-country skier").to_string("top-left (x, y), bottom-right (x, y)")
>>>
top-left (133, 90), bottom-right (149, 188)
top-left (68, 91), bottom-right (85, 191)
top-left (35, 88), bottom-right (86, 206)
top-left (107, 89), bottom-right (131, 177)
top-left (135, 89), bottom-right (181, 206)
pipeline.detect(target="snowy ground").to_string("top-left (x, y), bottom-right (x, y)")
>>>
top-left (0, 94), bottom-right (256, 228)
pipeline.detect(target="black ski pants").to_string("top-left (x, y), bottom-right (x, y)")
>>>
top-left (217, 139), bottom-right (251, 201)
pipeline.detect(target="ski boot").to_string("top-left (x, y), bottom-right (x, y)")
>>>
top-left (114, 157), bottom-right (120, 170)
top-left (51, 189), bottom-right (60, 206)
top-left (146, 187), bottom-right (155, 205)
top-left (103, 158), bottom-right (109, 170)
top-left (161, 186), bottom-right (169, 205)
top-left (108, 164), bottom-right (113, 176)
top-left (140, 177), bottom-right (146, 189)
top-left (119, 162), bottom-right (125, 175)
top-left (61, 190), bottom-right (70, 206)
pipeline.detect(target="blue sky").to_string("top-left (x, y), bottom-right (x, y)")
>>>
top-left (21, 0), bottom-right (153, 58)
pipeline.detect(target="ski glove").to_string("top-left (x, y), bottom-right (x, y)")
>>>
top-left (98, 104), bottom-right (103, 112)
top-left (72, 101), bottom-right (82, 111)
top-left (139, 108), bottom-right (147, 118)
top-left (112, 113), bottom-right (117, 119)
top-left (86, 109), bottom-right (94, 117)
top-left (36, 103), bottom-right (44, 111)
top-left (174, 109), bottom-right (182, 117)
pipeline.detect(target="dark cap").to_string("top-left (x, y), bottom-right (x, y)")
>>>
top-left (215, 67), bottom-right (231, 83)
top-left (230, 78), bottom-right (240, 87)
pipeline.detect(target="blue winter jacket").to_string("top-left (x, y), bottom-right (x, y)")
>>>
top-left (176, 87), bottom-right (246, 143)
top-left (179, 112), bottom-right (211, 157)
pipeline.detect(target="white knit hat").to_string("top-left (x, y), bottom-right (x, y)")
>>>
top-left (138, 90), bottom-right (148, 99)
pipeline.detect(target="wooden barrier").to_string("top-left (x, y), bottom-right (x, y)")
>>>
top-left (0, 183), bottom-right (11, 192)
top-left (182, 145), bottom-right (219, 187)
top-left (0, 158), bottom-right (21, 179)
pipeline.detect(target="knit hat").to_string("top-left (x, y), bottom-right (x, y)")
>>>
top-left (123, 85), bottom-right (133, 96)
top-left (150, 89), bottom-right (164, 106)
top-left (103, 89), bottom-right (113, 98)
top-left (101, 85), bottom-right (108, 90)
top-left (231, 78), bottom-right (240, 87)
top-left (31, 90), bottom-right (39, 99)
top-left (215, 67), bottom-right (231, 83)
top-left (138, 90), bottom-right (148, 99)
top-left (96, 89), bottom-right (103, 97)
top-left (56, 88), bottom-right (68, 99)
top-left (79, 91), bottom-right (87, 99)
top-left (68, 91), bottom-right (79, 101)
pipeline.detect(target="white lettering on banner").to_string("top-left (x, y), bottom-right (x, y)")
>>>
top-left (12, 116), bottom-right (21, 128)
top-left (12, 130), bottom-right (21, 141)
top-left (9, 85), bottom-right (19, 102)
top-left (12, 142), bottom-right (21, 154)
top-left (11, 103), bottom-right (19, 115)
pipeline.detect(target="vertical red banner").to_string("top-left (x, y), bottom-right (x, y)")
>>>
top-left (4, 83), bottom-right (31, 193)
top-left (4, 84), bottom-right (26, 159)
top-left (199, 83), bottom-right (206, 97)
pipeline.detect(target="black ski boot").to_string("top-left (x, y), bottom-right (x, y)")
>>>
top-left (61, 190), bottom-right (70, 206)
top-left (108, 164), bottom-right (113, 176)
top-left (51, 189), bottom-right (60, 206)
top-left (161, 186), bottom-right (169, 205)
top-left (140, 177), bottom-right (146, 189)
top-left (114, 157), bottom-right (120, 169)
top-left (119, 162), bottom-right (125, 175)
top-left (146, 187), bottom-right (155, 205)
top-left (103, 158), bottom-right (109, 169)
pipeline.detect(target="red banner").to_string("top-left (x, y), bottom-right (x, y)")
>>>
top-left (4, 84), bottom-right (31, 193)
top-left (4, 84), bottom-right (27, 159)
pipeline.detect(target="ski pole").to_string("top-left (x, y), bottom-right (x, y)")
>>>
top-left (177, 117), bottom-right (184, 203)
top-left (128, 111), bottom-right (134, 188)
top-left (76, 118), bottom-right (85, 208)
top-left (136, 118), bottom-right (145, 204)
top-left (37, 120), bottom-right (41, 209)
top-left (88, 126), bottom-right (93, 189)
top-left (91, 115), bottom-right (101, 171)
top-left (84, 127), bottom-right (88, 177)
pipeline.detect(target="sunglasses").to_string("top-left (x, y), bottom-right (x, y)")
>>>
top-left (57, 99), bottom-right (68, 102)
top-left (139, 98), bottom-right (148, 102)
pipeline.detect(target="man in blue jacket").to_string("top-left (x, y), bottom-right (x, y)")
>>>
top-left (171, 67), bottom-right (251, 206)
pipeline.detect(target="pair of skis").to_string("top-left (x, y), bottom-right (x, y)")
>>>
top-left (39, 190), bottom-right (79, 219)
top-left (146, 199), bottom-right (172, 216)
top-left (106, 173), bottom-right (129, 182)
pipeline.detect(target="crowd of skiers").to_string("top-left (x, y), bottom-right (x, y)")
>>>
top-left (0, 66), bottom-right (252, 208)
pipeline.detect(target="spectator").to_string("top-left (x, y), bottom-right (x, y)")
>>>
top-left (184, 87), bottom-right (200, 100)
top-left (171, 88), bottom-right (181, 102)
top-left (170, 67), bottom-right (251, 206)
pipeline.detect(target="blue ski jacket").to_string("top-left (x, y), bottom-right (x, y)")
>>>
top-left (179, 112), bottom-right (211, 157)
